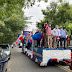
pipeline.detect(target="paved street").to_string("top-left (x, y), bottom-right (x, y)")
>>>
top-left (7, 47), bottom-right (72, 72)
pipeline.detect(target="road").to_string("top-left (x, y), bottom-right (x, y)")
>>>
top-left (7, 47), bottom-right (72, 72)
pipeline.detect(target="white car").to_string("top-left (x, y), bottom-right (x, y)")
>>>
top-left (0, 44), bottom-right (11, 59)
top-left (0, 48), bottom-right (8, 72)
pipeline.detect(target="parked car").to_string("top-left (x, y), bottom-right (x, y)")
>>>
top-left (0, 44), bottom-right (11, 59)
top-left (0, 48), bottom-right (8, 72)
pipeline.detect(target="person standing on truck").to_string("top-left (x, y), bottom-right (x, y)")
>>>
top-left (40, 32), bottom-right (44, 48)
top-left (45, 24), bottom-right (53, 48)
top-left (52, 25), bottom-right (61, 48)
top-left (35, 29), bottom-right (39, 47)
top-left (32, 29), bottom-right (38, 47)
top-left (60, 25), bottom-right (67, 49)
top-left (42, 24), bottom-right (47, 48)
top-left (37, 29), bottom-right (41, 47)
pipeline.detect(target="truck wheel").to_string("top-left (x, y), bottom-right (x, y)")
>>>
top-left (59, 61), bottom-right (63, 65)
top-left (70, 66), bottom-right (72, 70)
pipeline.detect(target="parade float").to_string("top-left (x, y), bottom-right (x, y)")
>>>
top-left (21, 30), bottom-right (72, 70)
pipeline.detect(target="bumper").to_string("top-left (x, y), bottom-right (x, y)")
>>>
top-left (0, 59), bottom-right (8, 72)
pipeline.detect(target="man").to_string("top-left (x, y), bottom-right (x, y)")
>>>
top-left (43, 25), bottom-right (47, 48)
top-left (35, 29), bottom-right (39, 47)
top-left (32, 29), bottom-right (38, 47)
top-left (60, 25), bottom-right (67, 49)
top-left (52, 25), bottom-right (61, 48)
top-left (37, 29), bottom-right (41, 47)
top-left (45, 24), bottom-right (53, 48)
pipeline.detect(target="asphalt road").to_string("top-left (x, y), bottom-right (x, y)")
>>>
top-left (7, 47), bottom-right (72, 72)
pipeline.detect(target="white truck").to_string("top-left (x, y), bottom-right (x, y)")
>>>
top-left (22, 30), bottom-right (72, 70)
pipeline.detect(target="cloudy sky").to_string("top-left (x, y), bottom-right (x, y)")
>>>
top-left (23, 0), bottom-right (72, 31)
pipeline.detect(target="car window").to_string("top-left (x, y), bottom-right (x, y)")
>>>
top-left (0, 45), bottom-right (9, 49)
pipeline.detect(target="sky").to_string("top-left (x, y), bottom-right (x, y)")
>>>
top-left (23, 0), bottom-right (72, 31)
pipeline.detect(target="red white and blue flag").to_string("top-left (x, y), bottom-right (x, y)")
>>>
top-left (57, 36), bottom-right (60, 41)
top-left (44, 22), bottom-right (48, 26)
top-left (29, 32), bottom-right (33, 36)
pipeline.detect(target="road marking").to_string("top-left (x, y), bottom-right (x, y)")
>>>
top-left (56, 65), bottom-right (72, 72)
top-left (57, 65), bottom-right (69, 72)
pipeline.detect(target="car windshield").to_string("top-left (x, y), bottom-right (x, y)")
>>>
top-left (0, 45), bottom-right (9, 49)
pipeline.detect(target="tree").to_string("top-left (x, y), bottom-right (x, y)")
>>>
top-left (37, 2), bottom-right (72, 35)
top-left (0, 0), bottom-right (27, 43)
top-left (0, 0), bottom-right (63, 43)
top-left (57, 3), bottom-right (72, 35)
top-left (41, 2), bottom-right (58, 29)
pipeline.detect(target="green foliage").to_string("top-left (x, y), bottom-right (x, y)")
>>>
top-left (0, 0), bottom-right (27, 43)
top-left (60, 0), bottom-right (62, 3)
top-left (37, 2), bottom-right (72, 35)
top-left (38, 2), bottom-right (58, 29)
top-left (0, 0), bottom-right (68, 43)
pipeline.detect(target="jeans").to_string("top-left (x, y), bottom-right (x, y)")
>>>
top-left (60, 38), bottom-right (66, 48)
top-left (37, 40), bottom-right (40, 47)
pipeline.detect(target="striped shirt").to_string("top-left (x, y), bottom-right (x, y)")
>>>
top-left (45, 26), bottom-right (52, 35)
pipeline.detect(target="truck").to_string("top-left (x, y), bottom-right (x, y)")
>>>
top-left (22, 30), bottom-right (72, 70)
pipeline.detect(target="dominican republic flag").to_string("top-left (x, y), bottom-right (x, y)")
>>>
top-left (16, 40), bottom-right (18, 45)
top-left (19, 36), bottom-right (23, 40)
top-left (15, 39), bottom-right (19, 47)
top-left (44, 22), bottom-right (48, 26)
top-left (15, 34), bottom-right (20, 46)
top-left (66, 35), bottom-right (68, 38)
top-left (57, 36), bottom-right (60, 41)
top-left (29, 32), bottom-right (33, 36)
top-left (66, 35), bottom-right (70, 40)
top-left (28, 39), bottom-right (32, 44)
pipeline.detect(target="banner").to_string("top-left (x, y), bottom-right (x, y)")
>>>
top-left (23, 31), bottom-right (32, 36)
top-left (33, 47), bottom-right (43, 61)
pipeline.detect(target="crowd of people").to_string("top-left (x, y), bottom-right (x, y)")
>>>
top-left (23, 24), bottom-right (70, 49)
top-left (45, 24), bottom-right (68, 49)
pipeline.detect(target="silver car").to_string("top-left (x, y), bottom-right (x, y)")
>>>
top-left (0, 47), bottom-right (8, 72)
top-left (0, 44), bottom-right (11, 60)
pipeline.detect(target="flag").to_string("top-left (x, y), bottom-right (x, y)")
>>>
top-left (44, 22), bottom-right (48, 26)
top-left (68, 37), bottom-right (70, 40)
top-left (66, 35), bottom-right (68, 38)
top-left (30, 39), bottom-right (32, 41)
top-left (19, 36), bottom-right (23, 40)
top-left (57, 36), bottom-right (60, 41)
top-left (65, 35), bottom-right (68, 40)
top-left (16, 40), bottom-right (18, 45)
top-left (15, 40), bottom-right (18, 47)
top-left (29, 32), bottom-right (33, 36)
top-left (28, 39), bottom-right (32, 44)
